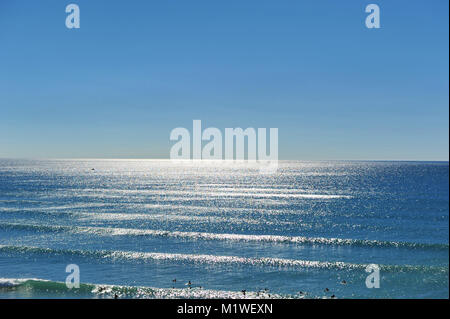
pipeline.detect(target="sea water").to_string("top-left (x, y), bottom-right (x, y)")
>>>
top-left (0, 159), bottom-right (448, 298)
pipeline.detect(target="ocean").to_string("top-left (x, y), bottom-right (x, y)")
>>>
top-left (0, 159), bottom-right (448, 299)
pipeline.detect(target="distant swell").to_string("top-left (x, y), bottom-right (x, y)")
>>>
top-left (0, 222), bottom-right (448, 250)
top-left (0, 245), bottom-right (446, 273)
top-left (0, 244), bottom-right (361, 269)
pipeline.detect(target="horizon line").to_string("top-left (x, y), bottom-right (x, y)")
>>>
top-left (0, 157), bottom-right (448, 163)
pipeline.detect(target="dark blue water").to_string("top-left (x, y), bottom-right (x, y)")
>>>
top-left (0, 159), bottom-right (448, 298)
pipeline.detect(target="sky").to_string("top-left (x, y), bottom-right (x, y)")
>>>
top-left (0, 0), bottom-right (448, 160)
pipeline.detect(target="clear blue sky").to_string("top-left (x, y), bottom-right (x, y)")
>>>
top-left (0, 0), bottom-right (448, 160)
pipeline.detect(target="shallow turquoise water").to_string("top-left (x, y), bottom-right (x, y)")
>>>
top-left (0, 159), bottom-right (448, 298)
